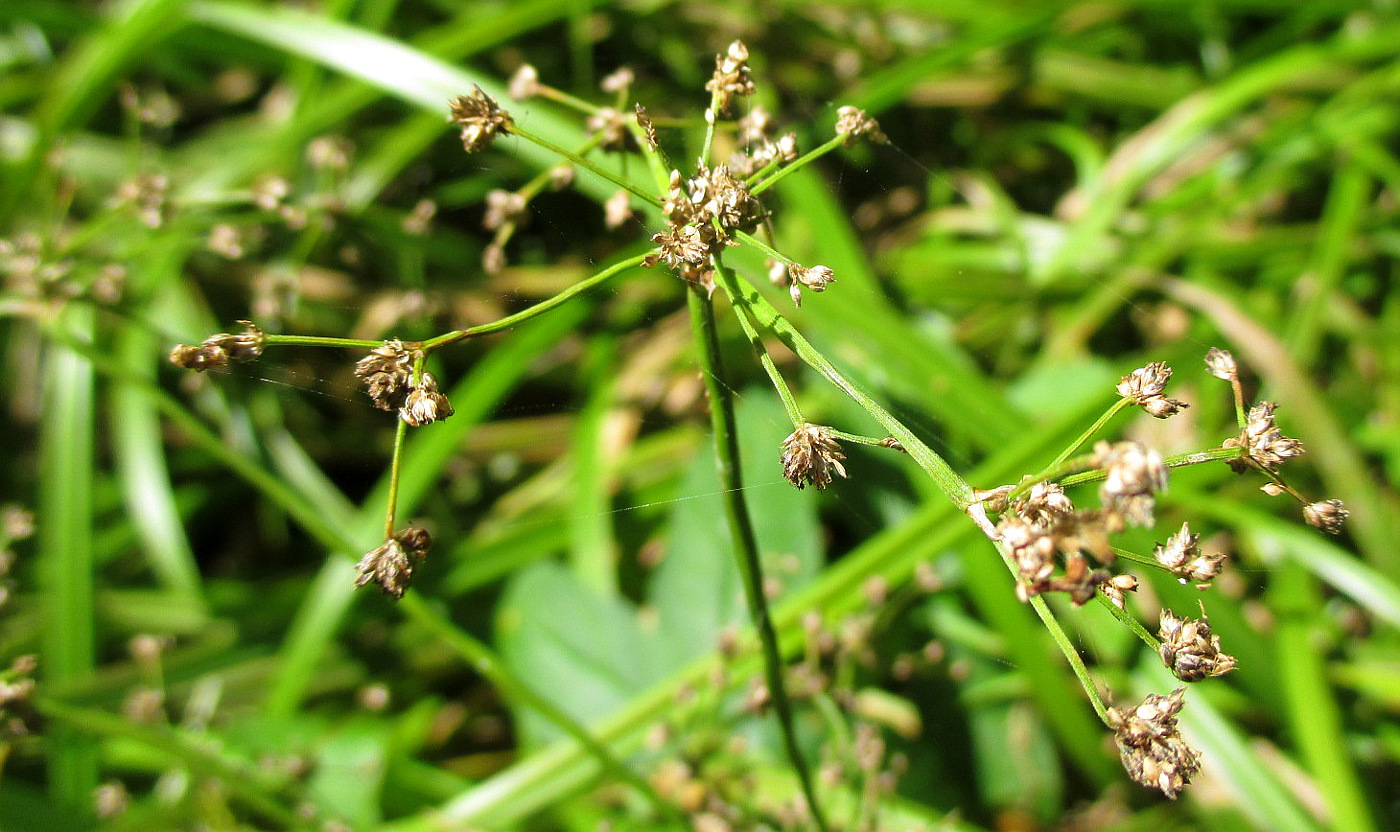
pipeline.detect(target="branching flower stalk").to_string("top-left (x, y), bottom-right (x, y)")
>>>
top-left (162, 39), bottom-right (1357, 812)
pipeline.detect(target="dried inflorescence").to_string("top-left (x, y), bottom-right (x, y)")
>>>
top-left (1107, 689), bottom-right (1201, 799)
top-left (112, 172), bottom-right (170, 229)
top-left (450, 86), bottom-right (513, 153)
top-left (508, 64), bottom-right (540, 100)
top-left (168, 320), bottom-right (265, 371)
top-left (604, 190), bottom-right (633, 230)
top-left (1226, 401), bottom-right (1305, 472)
top-left (1153, 522), bottom-right (1226, 587)
top-left (586, 107), bottom-right (634, 152)
top-left (354, 340), bottom-right (416, 411)
top-left (998, 483), bottom-right (1128, 605)
top-left (400, 371), bottom-right (454, 427)
top-left (1159, 609), bottom-right (1236, 681)
top-left (634, 104), bottom-right (660, 150)
top-left (729, 106), bottom-right (799, 177)
top-left (834, 106), bottom-right (886, 147)
top-left (705, 40), bottom-right (755, 115)
top-left (645, 163), bottom-right (763, 289)
top-left (1117, 361), bottom-right (1189, 419)
top-left (781, 424), bottom-right (848, 490)
top-left (1303, 499), bottom-right (1348, 535)
top-left (787, 263), bottom-right (835, 307)
top-left (1204, 347), bottom-right (1237, 381)
top-left (1096, 440), bottom-right (1168, 527)
top-left (354, 526), bottom-right (431, 599)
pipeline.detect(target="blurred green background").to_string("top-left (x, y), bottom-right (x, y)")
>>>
top-left (2, 0), bottom-right (1398, 829)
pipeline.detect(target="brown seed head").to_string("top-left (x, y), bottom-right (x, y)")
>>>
top-left (705, 40), bottom-right (755, 115)
top-left (1096, 441), bottom-right (1168, 527)
top-left (586, 107), bottom-right (635, 152)
top-left (781, 424), bottom-right (848, 490)
top-left (998, 515), bottom-right (1055, 590)
top-left (634, 104), bottom-right (659, 150)
top-left (835, 106), bottom-right (887, 147)
top-left (1013, 482), bottom-right (1075, 527)
top-left (1159, 609), bottom-right (1236, 681)
top-left (449, 86), bottom-right (512, 153)
top-left (604, 189), bottom-right (633, 230)
top-left (1117, 361), bottom-right (1188, 419)
top-left (354, 340), bottom-right (415, 411)
top-left (1303, 499), bottom-right (1348, 535)
top-left (400, 372), bottom-right (454, 427)
top-left (600, 66), bottom-right (635, 95)
top-left (1100, 573), bottom-right (1139, 610)
top-left (1106, 689), bottom-right (1201, 799)
top-left (1233, 401), bottom-right (1305, 471)
top-left (354, 526), bottom-right (431, 600)
top-left (169, 321), bottom-right (265, 372)
top-left (1204, 347), bottom-right (1237, 381)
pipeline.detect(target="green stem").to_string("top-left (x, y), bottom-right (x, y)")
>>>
top-left (535, 83), bottom-right (601, 116)
top-left (990, 543), bottom-right (1110, 724)
top-left (422, 252), bottom-right (650, 351)
top-left (713, 265), bottom-right (974, 509)
top-left (1050, 397), bottom-right (1132, 468)
top-left (720, 261), bottom-right (803, 425)
top-left (700, 96), bottom-right (720, 165)
top-left (263, 333), bottom-right (386, 349)
top-left (1096, 594), bottom-right (1160, 651)
top-left (383, 402), bottom-right (410, 539)
top-left (734, 230), bottom-right (793, 266)
top-left (686, 283), bottom-right (830, 832)
top-left (1057, 445), bottom-right (1242, 489)
top-left (750, 135), bottom-right (844, 197)
top-left (827, 429), bottom-right (898, 448)
top-left (511, 125), bottom-right (660, 207)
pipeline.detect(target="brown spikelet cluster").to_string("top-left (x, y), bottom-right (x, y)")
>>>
top-left (354, 526), bottom-right (432, 600)
top-left (1117, 362), bottom-right (1189, 419)
top-left (1227, 402), bottom-right (1305, 472)
top-left (168, 321), bottom-right (264, 372)
top-left (354, 340), bottom-right (416, 411)
top-left (399, 372), bottom-right (453, 427)
top-left (781, 424), bottom-right (848, 490)
top-left (644, 163), bottom-right (762, 290)
top-left (729, 107), bottom-right (798, 177)
top-left (1107, 689), bottom-right (1202, 799)
top-left (450, 86), bottom-right (512, 153)
top-left (834, 106), bottom-right (886, 146)
top-left (705, 40), bottom-right (755, 115)
top-left (1152, 523), bottom-right (1226, 587)
top-left (1159, 610), bottom-right (1236, 682)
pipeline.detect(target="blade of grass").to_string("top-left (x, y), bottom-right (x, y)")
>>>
top-left (38, 306), bottom-right (99, 809)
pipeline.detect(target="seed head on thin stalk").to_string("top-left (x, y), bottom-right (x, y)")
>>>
top-left (508, 64), bottom-right (540, 100)
top-left (1153, 522), bottom-right (1227, 587)
top-left (354, 526), bottom-right (431, 600)
top-left (1303, 499), bottom-right (1348, 535)
top-left (1116, 361), bottom-right (1188, 419)
top-left (600, 66), bottom-right (635, 96)
top-left (781, 424), bottom-right (848, 490)
top-left (834, 106), bottom-right (886, 146)
top-left (1204, 347), bottom-right (1237, 381)
top-left (483, 189), bottom-right (527, 230)
top-left (354, 340), bottom-right (416, 411)
top-left (705, 40), bottom-right (755, 116)
top-left (1159, 609), bottom-right (1236, 682)
top-left (400, 371), bottom-right (454, 427)
top-left (1106, 689), bottom-right (1201, 799)
top-left (1225, 401), bottom-right (1305, 472)
top-left (449, 86), bottom-right (513, 153)
top-left (787, 264), bottom-right (835, 307)
top-left (1095, 440), bottom-right (1168, 527)
top-left (168, 320), bottom-right (264, 371)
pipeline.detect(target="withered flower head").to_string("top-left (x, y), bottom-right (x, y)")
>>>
top-left (354, 340), bottom-right (415, 411)
top-left (1153, 522), bottom-right (1226, 587)
top-left (787, 264), bottom-right (836, 307)
top-left (1096, 441), bottom-right (1168, 527)
top-left (1159, 609), bottom-right (1236, 681)
top-left (1303, 499), bottom-right (1348, 535)
top-left (508, 64), bottom-right (540, 100)
top-left (400, 371), bottom-right (454, 427)
top-left (1228, 401), bottom-right (1305, 472)
top-left (113, 172), bottom-right (170, 229)
top-left (1204, 347), bottom-right (1237, 381)
top-left (482, 242), bottom-right (506, 274)
top-left (354, 526), bottom-right (431, 599)
top-left (168, 321), bottom-right (264, 372)
top-left (483, 189), bottom-right (527, 231)
top-left (549, 165), bottom-right (576, 190)
top-left (688, 162), bottom-right (762, 234)
top-left (449, 86), bottom-right (513, 153)
top-left (835, 106), bottom-right (887, 147)
top-left (586, 107), bottom-right (634, 152)
top-left (604, 189), bottom-right (633, 230)
top-left (705, 40), bottom-right (755, 115)
top-left (1116, 361), bottom-right (1189, 419)
top-left (998, 515), bottom-right (1055, 591)
top-left (1100, 573), bottom-right (1139, 610)
top-left (600, 66), bottom-right (635, 94)
top-left (1013, 482), bottom-right (1075, 527)
top-left (1107, 688), bottom-right (1201, 799)
top-left (781, 424), bottom-right (848, 490)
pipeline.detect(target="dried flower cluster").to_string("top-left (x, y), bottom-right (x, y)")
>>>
top-left (400, 372), bottom-right (453, 427)
top-left (729, 107), bottom-right (798, 177)
top-left (1152, 523), bottom-right (1226, 587)
top-left (786, 263), bottom-right (836, 307)
top-left (1228, 401), bottom-right (1305, 472)
top-left (1117, 362), bottom-right (1188, 418)
top-left (645, 164), bottom-right (762, 291)
top-left (834, 106), bottom-right (886, 146)
top-left (1158, 609), bottom-right (1236, 681)
top-left (781, 424), bottom-right (848, 490)
top-left (1303, 499), bottom-right (1348, 534)
top-left (705, 40), bottom-right (755, 116)
top-left (354, 340), bottom-right (416, 411)
top-left (354, 526), bottom-right (431, 599)
top-left (450, 85), bottom-right (513, 153)
top-left (1107, 689), bottom-right (1201, 799)
top-left (1096, 440), bottom-right (1168, 528)
top-left (168, 321), bottom-right (264, 371)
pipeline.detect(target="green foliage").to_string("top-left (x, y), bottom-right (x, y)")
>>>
top-left (2, 0), bottom-right (1398, 829)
